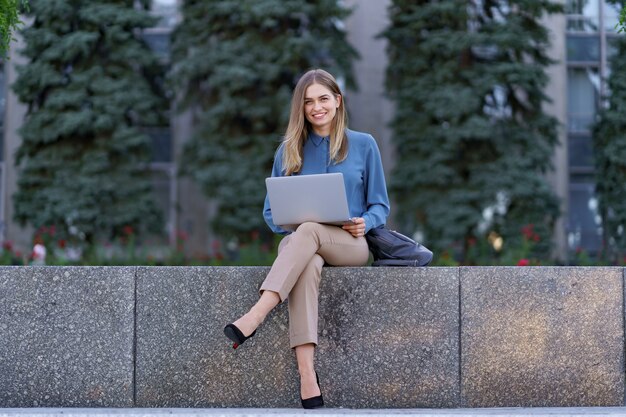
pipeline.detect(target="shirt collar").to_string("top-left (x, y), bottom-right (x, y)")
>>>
top-left (308, 131), bottom-right (328, 147)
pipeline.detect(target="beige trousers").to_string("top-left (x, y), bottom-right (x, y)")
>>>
top-left (259, 222), bottom-right (370, 348)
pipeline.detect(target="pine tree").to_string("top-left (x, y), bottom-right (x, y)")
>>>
top-left (382, 0), bottom-right (561, 263)
top-left (13, 0), bottom-right (165, 250)
top-left (0, 0), bottom-right (27, 56)
top-left (592, 3), bottom-right (626, 262)
top-left (170, 0), bottom-right (357, 241)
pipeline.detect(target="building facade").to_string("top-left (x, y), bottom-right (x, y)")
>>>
top-left (564, 0), bottom-right (622, 257)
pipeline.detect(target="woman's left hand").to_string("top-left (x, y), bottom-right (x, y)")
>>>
top-left (343, 217), bottom-right (366, 238)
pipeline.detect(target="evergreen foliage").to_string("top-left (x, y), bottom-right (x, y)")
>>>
top-left (592, 4), bottom-right (626, 261)
top-left (0, 0), bottom-right (27, 57)
top-left (13, 0), bottom-right (166, 249)
top-left (618, 5), bottom-right (625, 32)
top-left (382, 0), bottom-right (561, 262)
top-left (170, 0), bottom-right (357, 241)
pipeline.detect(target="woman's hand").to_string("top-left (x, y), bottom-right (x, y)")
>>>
top-left (342, 217), bottom-right (366, 238)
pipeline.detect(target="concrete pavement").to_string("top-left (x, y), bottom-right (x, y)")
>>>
top-left (2, 408), bottom-right (626, 417)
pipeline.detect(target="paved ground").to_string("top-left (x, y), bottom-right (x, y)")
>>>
top-left (2, 408), bottom-right (626, 417)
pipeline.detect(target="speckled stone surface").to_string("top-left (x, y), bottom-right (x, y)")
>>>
top-left (0, 266), bottom-right (135, 407)
top-left (460, 267), bottom-right (624, 407)
top-left (135, 266), bottom-right (460, 408)
top-left (135, 266), bottom-right (297, 408)
top-left (317, 267), bottom-right (460, 408)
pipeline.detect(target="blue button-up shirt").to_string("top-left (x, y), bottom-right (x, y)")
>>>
top-left (263, 129), bottom-right (390, 235)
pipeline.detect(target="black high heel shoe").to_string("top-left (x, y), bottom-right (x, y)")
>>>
top-left (301, 372), bottom-right (324, 409)
top-left (223, 323), bottom-right (256, 349)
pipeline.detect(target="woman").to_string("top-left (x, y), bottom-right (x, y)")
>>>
top-left (224, 68), bottom-right (390, 409)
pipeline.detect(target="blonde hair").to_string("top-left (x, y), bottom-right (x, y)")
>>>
top-left (282, 69), bottom-right (349, 176)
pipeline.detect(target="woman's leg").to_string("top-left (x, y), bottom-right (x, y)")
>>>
top-left (260, 222), bottom-right (369, 300)
top-left (231, 290), bottom-right (280, 337)
top-left (230, 234), bottom-right (293, 336)
top-left (282, 224), bottom-right (368, 402)
top-left (232, 222), bottom-right (368, 338)
top-left (295, 343), bottom-right (320, 400)
top-left (290, 255), bottom-right (323, 402)
top-left (288, 254), bottom-right (324, 347)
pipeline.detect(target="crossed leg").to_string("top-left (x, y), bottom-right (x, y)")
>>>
top-left (230, 222), bottom-right (369, 400)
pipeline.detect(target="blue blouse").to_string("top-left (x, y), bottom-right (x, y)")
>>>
top-left (263, 129), bottom-right (390, 235)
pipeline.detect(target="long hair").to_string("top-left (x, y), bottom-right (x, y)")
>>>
top-left (282, 69), bottom-right (349, 176)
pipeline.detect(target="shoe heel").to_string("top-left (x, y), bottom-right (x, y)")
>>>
top-left (301, 372), bottom-right (324, 409)
top-left (224, 323), bottom-right (256, 349)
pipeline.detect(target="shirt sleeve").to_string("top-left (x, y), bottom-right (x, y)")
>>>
top-left (361, 136), bottom-right (391, 234)
top-left (263, 145), bottom-right (291, 235)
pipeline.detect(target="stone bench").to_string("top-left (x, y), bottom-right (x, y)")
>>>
top-left (0, 266), bottom-right (622, 408)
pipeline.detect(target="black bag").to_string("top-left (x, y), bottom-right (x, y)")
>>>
top-left (365, 227), bottom-right (433, 267)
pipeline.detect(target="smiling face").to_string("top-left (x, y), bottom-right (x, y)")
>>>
top-left (303, 83), bottom-right (342, 137)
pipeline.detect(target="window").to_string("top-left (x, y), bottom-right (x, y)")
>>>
top-left (568, 135), bottom-right (594, 169)
top-left (607, 35), bottom-right (621, 60)
top-left (566, 0), bottom-right (599, 32)
top-left (151, 0), bottom-right (178, 29)
top-left (148, 127), bottom-right (172, 163)
top-left (146, 0), bottom-right (178, 246)
top-left (0, 63), bottom-right (4, 162)
top-left (565, 0), bottom-right (610, 257)
top-left (150, 169), bottom-right (175, 239)
top-left (567, 67), bottom-right (599, 133)
top-left (0, 61), bottom-right (4, 243)
top-left (568, 181), bottom-right (603, 254)
top-left (143, 0), bottom-right (178, 62)
top-left (603, 1), bottom-right (622, 32)
top-left (566, 34), bottom-right (601, 62)
top-left (142, 31), bottom-right (170, 61)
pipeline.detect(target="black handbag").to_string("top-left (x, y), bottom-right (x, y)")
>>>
top-left (365, 227), bottom-right (433, 267)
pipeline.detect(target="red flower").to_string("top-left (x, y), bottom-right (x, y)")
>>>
top-left (2, 241), bottom-right (13, 252)
top-left (123, 225), bottom-right (134, 236)
top-left (57, 239), bottom-right (66, 249)
top-left (521, 224), bottom-right (535, 240)
top-left (194, 254), bottom-right (211, 263)
top-left (517, 258), bottom-right (530, 266)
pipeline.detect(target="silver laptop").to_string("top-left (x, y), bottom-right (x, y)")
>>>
top-left (265, 173), bottom-right (353, 229)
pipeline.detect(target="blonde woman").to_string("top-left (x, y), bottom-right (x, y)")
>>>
top-left (224, 69), bottom-right (390, 409)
